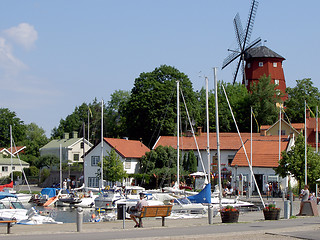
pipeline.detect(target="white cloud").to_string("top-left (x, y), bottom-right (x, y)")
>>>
top-left (4, 23), bottom-right (38, 50)
top-left (0, 37), bottom-right (27, 75)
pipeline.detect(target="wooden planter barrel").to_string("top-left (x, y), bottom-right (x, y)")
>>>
top-left (263, 209), bottom-right (280, 220)
top-left (220, 210), bottom-right (239, 223)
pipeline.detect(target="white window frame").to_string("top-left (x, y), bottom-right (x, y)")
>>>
top-left (273, 62), bottom-right (277, 67)
top-left (91, 156), bottom-right (100, 166)
top-left (88, 177), bottom-right (99, 187)
top-left (275, 79), bottom-right (279, 85)
top-left (247, 63), bottom-right (251, 68)
top-left (125, 159), bottom-right (131, 169)
top-left (2, 166), bottom-right (8, 172)
top-left (259, 62), bottom-right (263, 67)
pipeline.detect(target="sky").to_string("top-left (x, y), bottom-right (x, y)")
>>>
top-left (0, 1), bottom-right (319, 137)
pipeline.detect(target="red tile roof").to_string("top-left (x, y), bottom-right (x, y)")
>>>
top-left (104, 138), bottom-right (150, 158)
top-left (153, 133), bottom-right (287, 151)
top-left (231, 139), bottom-right (289, 168)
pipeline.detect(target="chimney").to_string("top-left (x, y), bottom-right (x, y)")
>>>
top-left (63, 133), bottom-right (69, 139)
top-left (72, 131), bottom-right (78, 138)
top-left (306, 108), bottom-right (310, 119)
top-left (197, 127), bottom-right (202, 136)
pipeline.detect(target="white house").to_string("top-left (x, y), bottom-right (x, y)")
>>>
top-left (0, 156), bottom-right (29, 178)
top-left (40, 132), bottom-right (93, 164)
top-left (83, 137), bottom-right (150, 188)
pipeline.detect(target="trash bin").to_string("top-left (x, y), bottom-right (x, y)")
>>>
top-left (117, 203), bottom-right (126, 220)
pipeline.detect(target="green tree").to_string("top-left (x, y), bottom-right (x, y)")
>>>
top-left (0, 108), bottom-right (26, 147)
top-left (97, 149), bottom-right (127, 183)
top-left (249, 75), bottom-right (280, 127)
top-left (275, 134), bottom-right (320, 190)
top-left (106, 90), bottom-right (130, 138)
top-left (285, 78), bottom-right (320, 123)
top-left (124, 65), bottom-right (200, 148)
top-left (140, 145), bottom-right (178, 188)
top-left (22, 123), bottom-right (48, 157)
top-left (36, 154), bottom-right (59, 169)
top-left (51, 99), bottom-right (104, 144)
top-left (182, 150), bottom-right (197, 174)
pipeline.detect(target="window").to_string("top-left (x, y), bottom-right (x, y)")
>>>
top-left (228, 155), bottom-right (234, 166)
top-left (273, 62), bottom-right (277, 67)
top-left (125, 159), bottom-right (131, 169)
top-left (259, 62), bottom-right (263, 67)
top-left (275, 79), bottom-right (279, 85)
top-left (91, 156), bottom-right (100, 166)
top-left (276, 89), bottom-right (281, 96)
top-left (88, 177), bottom-right (99, 187)
top-left (247, 63), bottom-right (251, 68)
top-left (73, 154), bottom-right (79, 161)
top-left (2, 167), bottom-right (8, 172)
top-left (12, 166), bottom-right (15, 170)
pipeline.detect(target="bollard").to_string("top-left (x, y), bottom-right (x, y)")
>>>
top-left (289, 191), bottom-right (293, 216)
top-left (76, 207), bottom-right (83, 232)
top-left (208, 204), bottom-right (213, 224)
top-left (284, 200), bottom-right (290, 219)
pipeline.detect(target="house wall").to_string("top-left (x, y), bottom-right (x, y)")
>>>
top-left (0, 163), bottom-right (29, 178)
top-left (40, 140), bottom-right (92, 164)
top-left (84, 142), bottom-right (140, 188)
top-left (265, 121), bottom-right (296, 137)
top-left (231, 166), bottom-right (286, 194)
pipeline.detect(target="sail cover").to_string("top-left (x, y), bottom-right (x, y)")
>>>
top-left (187, 183), bottom-right (211, 204)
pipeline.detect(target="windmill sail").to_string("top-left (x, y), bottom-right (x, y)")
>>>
top-left (222, 0), bottom-right (261, 84)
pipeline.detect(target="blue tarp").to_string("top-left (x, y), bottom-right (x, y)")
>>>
top-left (0, 192), bottom-right (17, 200)
top-left (187, 183), bottom-right (211, 204)
top-left (40, 188), bottom-right (59, 198)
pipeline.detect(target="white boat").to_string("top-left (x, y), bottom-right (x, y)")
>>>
top-left (94, 188), bottom-right (124, 210)
top-left (0, 192), bottom-right (62, 225)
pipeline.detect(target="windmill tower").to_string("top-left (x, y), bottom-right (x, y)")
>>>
top-left (222, 0), bottom-right (261, 85)
top-left (245, 46), bottom-right (288, 102)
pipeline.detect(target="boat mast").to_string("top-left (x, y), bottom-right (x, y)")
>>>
top-left (205, 77), bottom-right (211, 184)
top-left (305, 100), bottom-right (307, 185)
top-left (213, 68), bottom-right (222, 208)
top-left (177, 80), bottom-right (180, 187)
top-left (59, 144), bottom-right (62, 189)
top-left (101, 99), bottom-right (104, 189)
top-left (10, 125), bottom-right (13, 183)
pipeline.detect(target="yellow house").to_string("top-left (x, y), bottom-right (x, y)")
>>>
top-left (261, 119), bottom-right (301, 137)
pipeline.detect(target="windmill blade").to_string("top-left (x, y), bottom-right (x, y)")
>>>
top-left (222, 50), bottom-right (241, 70)
top-left (243, 0), bottom-right (259, 49)
top-left (234, 13), bottom-right (245, 49)
top-left (245, 37), bottom-right (261, 51)
top-left (232, 57), bottom-right (243, 84)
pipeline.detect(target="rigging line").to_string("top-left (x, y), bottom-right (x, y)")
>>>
top-left (180, 88), bottom-right (206, 176)
top-left (12, 136), bottom-right (32, 193)
top-left (222, 84), bottom-right (265, 208)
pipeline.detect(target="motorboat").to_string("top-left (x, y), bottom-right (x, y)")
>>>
top-left (0, 192), bottom-right (62, 225)
top-left (57, 190), bottom-right (97, 208)
top-left (94, 188), bottom-right (124, 210)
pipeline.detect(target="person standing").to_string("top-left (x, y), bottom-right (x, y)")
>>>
top-left (298, 184), bottom-right (310, 215)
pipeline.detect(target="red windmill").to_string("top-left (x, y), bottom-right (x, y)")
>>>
top-left (244, 46), bottom-right (287, 102)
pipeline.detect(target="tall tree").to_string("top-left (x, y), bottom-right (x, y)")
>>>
top-left (124, 65), bottom-right (199, 147)
top-left (140, 145), bottom-right (178, 188)
top-left (275, 134), bottom-right (320, 190)
top-left (51, 99), bottom-right (104, 144)
top-left (0, 108), bottom-right (26, 147)
top-left (106, 90), bottom-right (130, 138)
top-left (249, 75), bottom-right (280, 127)
top-left (97, 149), bottom-right (127, 183)
top-left (285, 78), bottom-right (320, 123)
